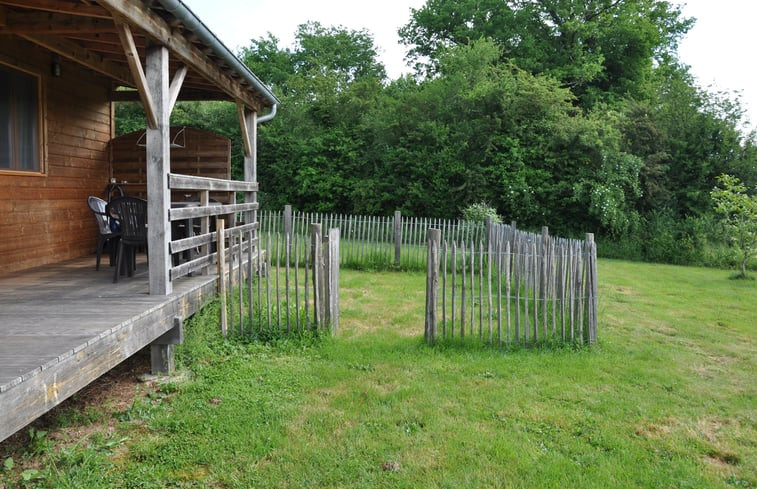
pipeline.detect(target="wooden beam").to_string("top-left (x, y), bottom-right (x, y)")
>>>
top-left (237, 103), bottom-right (253, 157)
top-left (146, 44), bottom-right (172, 296)
top-left (0, 0), bottom-right (111, 18)
top-left (115, 21), bottom-right (157, 128)
top-left (19, 33), bottom-right (133, 86)
top-left (97, 0), bottom-right (264, 113)
top-left (110, 88), bottom-right (230, 102)
top-left (1, 11), bottom-right (114, 33)
top-left (0, 6), bottom-right (6, 27)
top-left (168, 64), bottom-right (187, 113)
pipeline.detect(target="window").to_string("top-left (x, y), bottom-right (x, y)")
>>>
top-left (0, 64), bottom-right (42, 173)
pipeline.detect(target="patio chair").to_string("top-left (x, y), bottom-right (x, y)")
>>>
top-left (106, 196), bottom-right (147, 283)
top-left (87, 195), bottom-right (120, 270)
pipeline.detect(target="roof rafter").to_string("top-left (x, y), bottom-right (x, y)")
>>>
top-left (97, 0), bottom-right (263, 113)
top-left (0, 11), bottom-right (114, 34)
top-left (20, 32), bottom-right (134, 86)
top-left (0, 0), bottom-right (110, 18)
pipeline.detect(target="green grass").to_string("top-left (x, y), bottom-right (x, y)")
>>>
top-left (1, 260), bottom-right (755, 488)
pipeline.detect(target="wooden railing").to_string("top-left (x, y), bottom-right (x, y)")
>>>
top-left (167, 173), bottom-right (259, 280)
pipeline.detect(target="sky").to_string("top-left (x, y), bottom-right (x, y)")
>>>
top-left (183, 0), bottom-right (756, 129)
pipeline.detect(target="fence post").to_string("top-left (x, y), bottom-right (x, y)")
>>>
top-left (486, 216), bottom-right (493, 252)
top-left (323, 233), bottom-right (331, 327)
top-left (394, 210), bottom-right (402, 267)
top-left (425, 228), bottom-right (441, 343)
top-left (217, 219), bottom-right (227, 336)
top-left (284, 205), bottom-right (293, 251)
top-left (585, 233), bottom-right (598, 344)
top-left (328, 228), bottom-right (340, 333)
top-left (311, 223), bottom-right (323, 329)
top-left (541, 226), bottom-right (549, 337)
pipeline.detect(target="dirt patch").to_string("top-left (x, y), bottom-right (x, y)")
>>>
top-left (634, 417), bottom-right (679, 439)
top-left (0, 347), bottom-right (155, 456)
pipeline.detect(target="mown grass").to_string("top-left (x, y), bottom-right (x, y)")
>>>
top-left (1, 260), bottom-right (755, 488)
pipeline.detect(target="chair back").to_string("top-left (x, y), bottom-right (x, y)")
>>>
top-left (87, 196), bottom-right (111, 235)
top-left (106, 197), bottom-right (147, 244)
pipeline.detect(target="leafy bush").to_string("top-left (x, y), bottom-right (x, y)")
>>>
top-left (461, 202), bottom-right (502, 224)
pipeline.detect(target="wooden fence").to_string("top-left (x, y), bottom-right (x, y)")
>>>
top-left (425, 223), bottom-right (598, 346)
top-left (259, 206), bottom-right (492, 269)
top-left (216, 221), bottom-right (340, 336)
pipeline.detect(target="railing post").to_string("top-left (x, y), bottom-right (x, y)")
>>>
top-left (217, 219), bottom-right (227, 336)
top-left (394, 210), bottom-right (402, 267)
top-left (200, 190), bottom-right (210, 275)
top-left (311, 223), bottom-right (323, 329)
top-left (425, 228), bottom-right (441, 343)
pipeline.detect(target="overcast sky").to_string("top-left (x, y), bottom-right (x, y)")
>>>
top-left (183, 0), bottom-right (756, 130)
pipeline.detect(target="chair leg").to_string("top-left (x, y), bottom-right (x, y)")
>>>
top-left (113, 241), bottom-right (123, 283)
top-left (95, 235), bottom-right (104, 271)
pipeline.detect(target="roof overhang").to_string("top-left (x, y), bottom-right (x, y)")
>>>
top-left (0, 0), bottom-right (278, 114)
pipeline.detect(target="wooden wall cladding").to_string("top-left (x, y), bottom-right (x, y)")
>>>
top-left (109, 127), bottom-right (233, 204)
top-left (0, 38), bottom-right (112, 276)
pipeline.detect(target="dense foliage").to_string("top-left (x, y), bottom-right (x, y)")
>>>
top-left (116, 2), bottom-right (756, 269)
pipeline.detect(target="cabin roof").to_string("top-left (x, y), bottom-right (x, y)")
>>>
top-left (0, 0), bottom-right (278, 113)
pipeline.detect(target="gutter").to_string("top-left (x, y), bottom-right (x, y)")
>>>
top-left (155, 0), bottom-right (279, 121)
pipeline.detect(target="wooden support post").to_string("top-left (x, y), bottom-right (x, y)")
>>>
top-left (150, 316), bottom-right (183, 375)
top-left (425, 228), bottom-right (441, 343)
top-left (239, 106), bottom-right (257, 233)
top-left (145, 44), bottom-right (171, 295)
top-left (394, 210), bottom-right (402, 267)
top-left (217, 219), bottom-right (227, 336)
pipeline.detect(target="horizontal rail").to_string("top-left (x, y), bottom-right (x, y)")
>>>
top-left (170, 223), bottom-right (258, 254)
top-left (168, 173), bottom-right (258, 192)
top-left (170, 202), bottom-right (258, 220)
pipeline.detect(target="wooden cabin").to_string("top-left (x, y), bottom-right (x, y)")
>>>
top-left (0, 0), bottom-right (278, 442)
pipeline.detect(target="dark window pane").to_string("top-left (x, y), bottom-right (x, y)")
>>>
top-left (0, 69), bottom-right (11, 169)
top-left (14, 72), bottom-right (39, 170)
top-left (0, 65), bottom-right (40, 172)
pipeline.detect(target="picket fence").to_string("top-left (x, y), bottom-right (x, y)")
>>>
top-left (259, 206), bottom-right (492, 269)
top-left (425, 224), bottom-right (598, 346)
top-left (216, 220), bottom-right (340, 336)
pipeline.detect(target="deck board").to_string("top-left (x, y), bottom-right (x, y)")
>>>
top-left (0, 255), bottom-right (219, 442)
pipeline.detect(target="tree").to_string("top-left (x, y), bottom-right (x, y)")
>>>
top-left (242, 22), bottom-right (387, 212)
top-left (399, 0), bottom-right (691, 106)
top-left (710, 174), bottom-right (757, 278)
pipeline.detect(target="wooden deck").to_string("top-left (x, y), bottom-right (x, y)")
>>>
top-left (0, 255), bottom-right (218, 443)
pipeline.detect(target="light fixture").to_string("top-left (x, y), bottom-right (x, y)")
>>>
top-left (51, 55), bottom-right (61, 77)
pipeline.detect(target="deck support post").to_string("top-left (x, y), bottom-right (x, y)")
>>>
top-left (150, 316), bottom-right (183, 375)
top-left (239, 105), bottom-right (257, 229)
top-left (146, 44), bottom-right (172, 295)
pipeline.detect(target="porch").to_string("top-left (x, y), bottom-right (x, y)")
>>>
top-left (0, 255), bottom-right (217, 442)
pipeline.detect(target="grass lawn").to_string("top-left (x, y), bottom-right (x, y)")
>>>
top-left (1, 260), bottom-right (755, 488)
